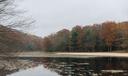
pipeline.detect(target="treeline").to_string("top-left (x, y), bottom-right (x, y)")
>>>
top-left (1, 21), bottom-right (128, 52)
top-left (0, 25), bottom-right (44, 52)
top-left (42, 21), bottom-right (128, 52)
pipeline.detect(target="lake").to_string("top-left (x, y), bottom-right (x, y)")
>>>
top-left (0, 57), bottom-right (128, 76)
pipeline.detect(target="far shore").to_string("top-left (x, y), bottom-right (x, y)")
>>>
top-left (0, 51), bottom-right (128, 58)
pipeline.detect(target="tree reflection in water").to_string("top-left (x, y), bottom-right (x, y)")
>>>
top-left (0, 57), bottom-right (128, 76)
top-left (0, 58), bottom-right (39, 76)
top-left (35, 57), bottom-right (128, 76)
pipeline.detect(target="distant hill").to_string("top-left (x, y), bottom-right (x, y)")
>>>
top-left (0, 25), bottom-right (44, 52)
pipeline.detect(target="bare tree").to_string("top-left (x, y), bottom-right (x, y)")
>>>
top-left (0, 0), bottom-right (17, 20)
top-left (0, 0), bottom-right (35, 28)
top-left (0, 0), bottom-right (35, 56)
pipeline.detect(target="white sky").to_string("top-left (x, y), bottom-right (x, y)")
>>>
top-left (17, 0), bottom-right (128, 37)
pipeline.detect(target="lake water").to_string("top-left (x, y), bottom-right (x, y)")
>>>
top-left (0, 57), bottom-right (128, 76)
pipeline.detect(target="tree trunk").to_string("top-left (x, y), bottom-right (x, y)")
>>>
top-left (108, 46), bottom-right (112, 52)
top-left (108, 46), bottom-right (110, 52)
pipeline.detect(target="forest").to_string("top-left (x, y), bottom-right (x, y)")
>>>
top-left (42, 21), bottom-right (128, 52)
top-left (0, 25), bottom-right (44, 52)
top-left (0, 0), bottom-right (128, 52)
top-left (1, 21), bottom-right (128, 52)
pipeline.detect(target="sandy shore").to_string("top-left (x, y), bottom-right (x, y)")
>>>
top-left (56, 52), bottom-right (128, 58)
top-left (2, 52), bottom-right (128, 58)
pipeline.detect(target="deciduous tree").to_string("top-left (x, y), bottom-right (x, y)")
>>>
top-left (101, 21), bottom-right (117, 51)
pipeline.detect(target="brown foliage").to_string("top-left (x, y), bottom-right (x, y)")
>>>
top-left (101, 21), bottom-right (117, 51)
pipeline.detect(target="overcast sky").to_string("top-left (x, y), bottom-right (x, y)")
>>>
top-left (17, 0), bottom-right (128, 37)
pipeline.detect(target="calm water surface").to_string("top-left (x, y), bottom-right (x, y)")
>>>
top-left (0, 57), bottom-right (128, 76)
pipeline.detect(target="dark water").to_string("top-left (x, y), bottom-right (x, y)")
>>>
top-left (1, 57), bottom-right (128, 76)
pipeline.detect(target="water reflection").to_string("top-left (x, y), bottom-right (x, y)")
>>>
top-left (36, 57), bottom-right (128, 76)
top-left (0, 57), bottom-right (128, 76)
top-left (8, 65), bottom-right (59, 76)
top-left (0, 58), bottom-right (38, 76)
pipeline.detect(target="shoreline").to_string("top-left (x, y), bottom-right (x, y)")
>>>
top-left (0, 52), bottom-right (128, 58)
